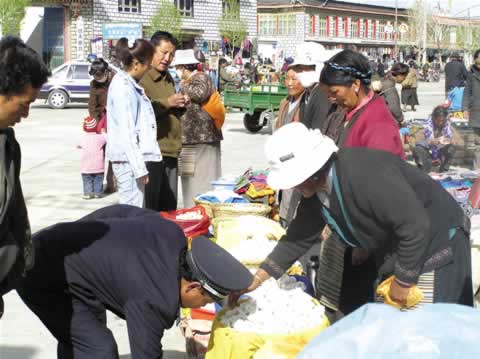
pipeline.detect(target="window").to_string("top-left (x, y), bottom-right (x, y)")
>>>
top-left (318, 17), bottom-right (327, 37)
top-left (259, 14), bottom-right (276, 36)
top-left (278, 14), bottom-right (296, 36)
top-left (175, 0), bottom-right (193, 17)
top-left (118, 0), bottom-right (140, 13)
top-left (450, 27), bottom-right (457, 44)
top-left (351, 18), bottom-right (359, 39)
top-left (52, 65), bottom-right (68, 80)
top-left (73, 65), bottom-right (90, 80)
top-left (222, 0), bottom-right (240, 15)
top-left (367, 19), bottom-right (373, 39)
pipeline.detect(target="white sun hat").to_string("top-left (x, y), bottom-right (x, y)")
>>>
top-left (265, 122), bottom-right (338, 190)
top-left (291, 42), bottom-right (326, 66)
top-left (172, 49), bottom-right (199, 66)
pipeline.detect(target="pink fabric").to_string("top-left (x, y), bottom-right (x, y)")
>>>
top-left (343, 95), bottom-right (406, 160)
top-left (346, 90), bottom-right (374, 122)
top-left (78, 133), bottom-right (107, 174)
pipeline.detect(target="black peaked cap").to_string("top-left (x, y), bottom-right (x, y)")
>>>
top-left (187, 236), bottom-right (253, 298)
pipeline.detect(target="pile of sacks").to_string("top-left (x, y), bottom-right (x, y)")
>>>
top-left (221, 276), bottom-right (325, 335)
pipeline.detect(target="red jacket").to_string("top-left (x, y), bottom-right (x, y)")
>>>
top-left (344, 96), bottom-right (406, 160)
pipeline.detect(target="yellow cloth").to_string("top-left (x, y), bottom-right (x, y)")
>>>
top-left (376, 275), bottom-right (424, 309)
top-left (206, 310), bottom-right (329, 359)
top-left (202, 91), bottom-right (226, 129)
top-left (246, 184), bottom-right (275, 199)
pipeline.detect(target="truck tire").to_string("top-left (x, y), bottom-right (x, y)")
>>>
top-left (243, 112), bottom-right (263, 133)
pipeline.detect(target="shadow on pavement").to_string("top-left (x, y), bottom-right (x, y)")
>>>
top-left (227, 128), bottom-right (272, 136)
top-left (120, 351), bottom-right (185, 359)
top-left (32, 103), bottom-right (88, 109)
top-left (0, 346), bottom-right (37, 358)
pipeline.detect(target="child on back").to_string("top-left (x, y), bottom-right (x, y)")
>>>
top-left (77, 117), bottom-right (106, 199)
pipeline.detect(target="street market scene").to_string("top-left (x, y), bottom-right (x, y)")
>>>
top-left (3, 0), bottom-right (480, 358)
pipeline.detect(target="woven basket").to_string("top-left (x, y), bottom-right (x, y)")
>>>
top-left (212, 203), bottom-right (271, 219)
top-left (193, 198), bottom-right (215, 218)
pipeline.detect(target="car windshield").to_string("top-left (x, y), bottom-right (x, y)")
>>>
top-left (51, 65), bottom-right (69, 80)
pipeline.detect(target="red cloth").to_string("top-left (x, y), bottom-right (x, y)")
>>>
top-left (344, 95), bottom-right (406, 160)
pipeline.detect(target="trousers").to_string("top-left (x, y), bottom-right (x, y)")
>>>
top-left (145, 157), bottom-right (178, 211)
top-left (112, 162), bottom-right (145, 208)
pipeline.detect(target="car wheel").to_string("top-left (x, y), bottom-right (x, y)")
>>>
top-left (48, 89), bottom-right (68, 109)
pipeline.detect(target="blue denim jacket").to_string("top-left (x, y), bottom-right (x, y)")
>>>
top-left (106, 70), bottom-right (162, 178)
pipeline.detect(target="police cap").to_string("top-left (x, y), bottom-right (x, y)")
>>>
top-left (186, 236), bottom-right (253, 301)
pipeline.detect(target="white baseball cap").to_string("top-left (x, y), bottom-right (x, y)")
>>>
top-left (172, 49), bottom-right (199, 66)
top-left (265, 123), bottom-right (338, 190)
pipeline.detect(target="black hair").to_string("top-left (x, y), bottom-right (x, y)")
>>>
top-left (390, 63), bottom-right (410, 76)
top-left (88, 58), bottom-right (109, 76)
top-left (320, 49), bottom-right (372, 88)
top-left (179, 248), bottom-right (197, 282)
top-left (0, 36), bottom-right (50, 96)
top-left (219, 58), bottom-right (228, 66)
top-left (115, 38), bottom-right (154, 69)
top-left (432, 105), bottom-right (448, 120)
top-left (474, 49), bottom-right (480, 60)
top-left (150, 31), bottom-right (177, 48)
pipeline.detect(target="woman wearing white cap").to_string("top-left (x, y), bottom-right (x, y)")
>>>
top-left (173, 49), bottom-right (225, 207)
top-left (242, 123), bottom-right (473, 312)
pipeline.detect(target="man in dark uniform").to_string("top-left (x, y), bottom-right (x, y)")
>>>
top-left (17, 204), bottom-right (252, 359)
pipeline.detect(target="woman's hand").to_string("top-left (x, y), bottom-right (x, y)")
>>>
top-left (388, 278), bottom-right (412, 306)
top-left (228, 269), bottom-right (271, 307)
top-left (351, 248), bottom-right (369, 266)
top-left (138, 175), bottom-right (149, 185)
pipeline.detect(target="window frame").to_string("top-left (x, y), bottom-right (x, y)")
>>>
top-left (118, 0), bottom-right (140, 13)
top-left (175, 0), bottom-right (194, 18)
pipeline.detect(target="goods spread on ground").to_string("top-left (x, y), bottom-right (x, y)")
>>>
top-left (220, 276), bottom-right (325, 335)
top-left (175, 210), bottom-right (204, 221)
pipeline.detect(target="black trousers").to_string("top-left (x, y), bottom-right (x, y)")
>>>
top-left (413, 144), bottom-right (456, 173)
top-left (145, 157), bottom-right (178, 211)
top-left (17, 280), bottom-right (119, 359)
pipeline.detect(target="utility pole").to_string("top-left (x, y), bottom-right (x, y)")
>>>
top-left (394, 0), bottom-right (398, 60)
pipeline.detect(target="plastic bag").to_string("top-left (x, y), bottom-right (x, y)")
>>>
top-left (298, 303), bottom-right (480, 359)
top-left (160, 206), bottom-right (210, 238)
top-left (376, 275), bottom-right (424, 309)
top-left (205, 311), bottom-right (329, 359)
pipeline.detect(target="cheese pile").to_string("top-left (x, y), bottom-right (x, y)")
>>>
top-left (175, 210), bottom-right (203, 220)
top-left (228, 234), bottom-right (278, 264)
top-left (221, 276), bottom-right (325, 335)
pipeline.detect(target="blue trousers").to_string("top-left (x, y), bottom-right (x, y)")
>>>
top-left (82, 173), bottom-right (104, 195)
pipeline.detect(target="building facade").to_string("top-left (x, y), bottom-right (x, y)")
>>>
top-left (257, 0), bottom-right (409, 65)
top-left (22, 0), bottom-right (257, 69)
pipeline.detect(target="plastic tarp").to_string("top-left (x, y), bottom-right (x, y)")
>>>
top-left (297, 303), bottom-right (480, 359)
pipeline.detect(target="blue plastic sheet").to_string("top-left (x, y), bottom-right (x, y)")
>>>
top-left (297, 303), bottom-right (480, 359)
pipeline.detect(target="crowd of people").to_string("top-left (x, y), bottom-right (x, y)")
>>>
top-left (0, 32), bottom-right (480, 359)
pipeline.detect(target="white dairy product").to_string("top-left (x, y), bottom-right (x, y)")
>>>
top-left (176, 210), bottom-right (203, 220)
top-left (221, 276), bottom-right (325, 335)
top-left (228, 235), bottom-right (278, 264)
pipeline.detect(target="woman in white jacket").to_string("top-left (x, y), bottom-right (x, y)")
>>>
top-left (106, 38), bottom-right (162, 207)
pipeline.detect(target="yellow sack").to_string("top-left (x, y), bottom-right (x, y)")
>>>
top-left (206, 311), bottom-right (329, 359)
top-left (376, 275), bottom-right (424, 309)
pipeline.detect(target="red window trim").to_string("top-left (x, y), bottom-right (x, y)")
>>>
top-left (312, 15), bottom-right (316, 35)
top-left (326, 16), bottom-right (330, 37)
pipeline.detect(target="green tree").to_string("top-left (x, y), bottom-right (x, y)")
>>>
top-left (218, 0), bottom-right (247, 56)
top-left (149, 0), bottom-right (183, 43)
top-left (0, 0), bottom-right (31, 37)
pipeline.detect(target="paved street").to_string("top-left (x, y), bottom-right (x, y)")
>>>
top-left (0, 80), bottom-right (444, 358)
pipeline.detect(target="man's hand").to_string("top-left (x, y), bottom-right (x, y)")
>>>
top-left (167, 93), bottom-right (187, 108)
top-left (228, 269), bottom-right (271, 307)
top-left (388, 278), bottom-right (412, 306)
top-left (464, 111), bottom-right (470, 120)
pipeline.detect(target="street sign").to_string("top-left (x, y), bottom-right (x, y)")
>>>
top-left (399, 23), bottom-right (409, 34)
top-left (384, 24), bottom-right (394, 34)
top-left (102, 23), bottom-right (143, 41)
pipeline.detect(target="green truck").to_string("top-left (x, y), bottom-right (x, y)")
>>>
top-left (223, 84), bottom-right (288, 133)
